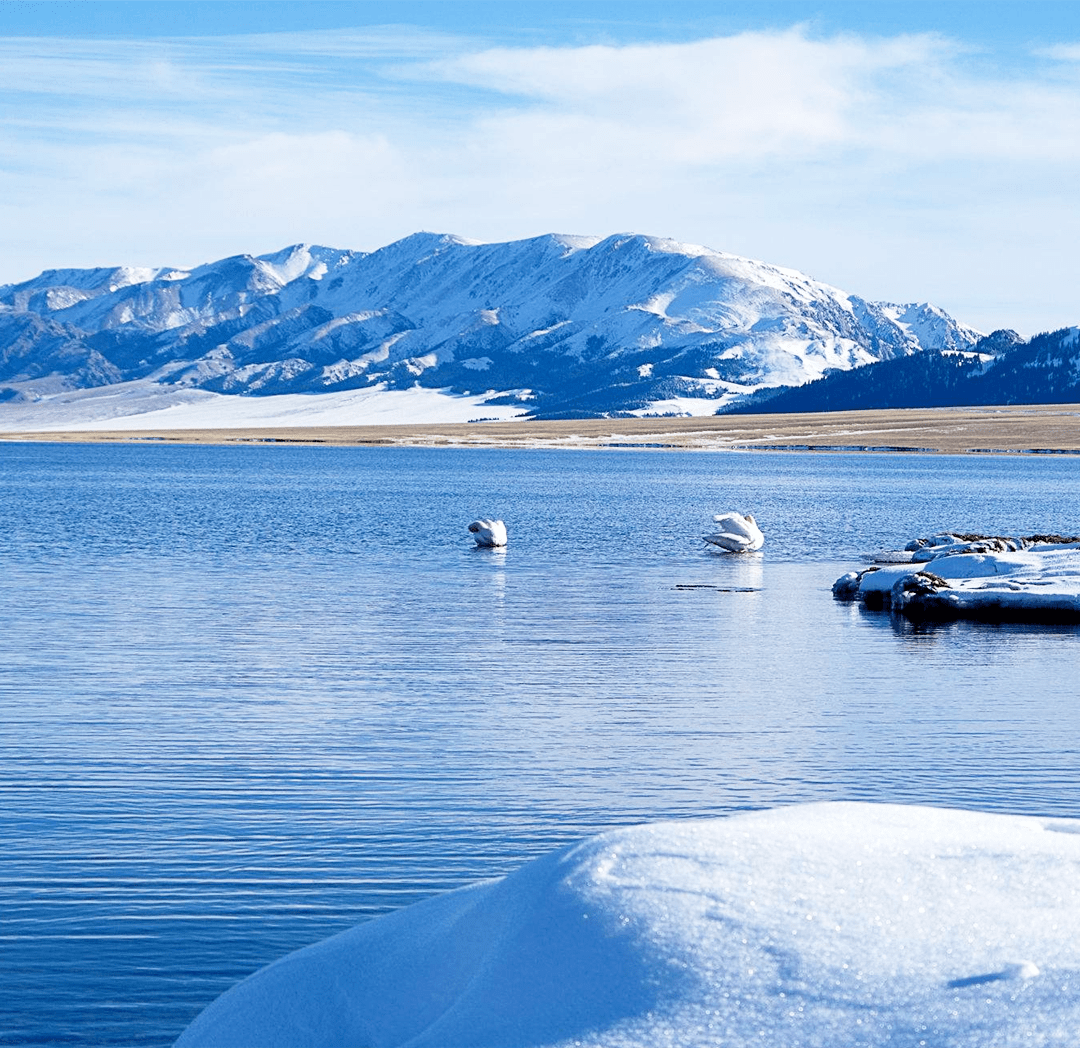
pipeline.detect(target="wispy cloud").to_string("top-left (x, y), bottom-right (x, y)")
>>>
top-left (1033, 42), bottom-right (1080, 61)
top-left (2, 23), bottom-right (1079, 333)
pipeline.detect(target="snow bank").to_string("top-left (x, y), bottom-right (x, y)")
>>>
top-left (175, 803), bottom-right (1080, 1048)
top-left (834, 533), bottom-right (1080, 622)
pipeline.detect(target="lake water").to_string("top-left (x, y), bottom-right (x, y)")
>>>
top-left (2, 442), bottom-right (1079, 1047)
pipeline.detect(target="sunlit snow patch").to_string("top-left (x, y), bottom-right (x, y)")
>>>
top-left (175, 802), bottom-right (1080, 1048)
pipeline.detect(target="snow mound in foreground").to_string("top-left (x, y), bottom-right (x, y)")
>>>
top-left (175, 803), bottom-right (1080, 1048)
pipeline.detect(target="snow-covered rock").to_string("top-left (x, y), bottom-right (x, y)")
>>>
top-left (174, 802), bottom-right (1080, 1048)
top-left (0, 233), bottom-right (981, 425)
top-left (834, 533), bottom-right (1080, 621)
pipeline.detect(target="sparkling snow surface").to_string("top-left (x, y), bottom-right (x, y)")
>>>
top-left (176, 803), bottom-right (1080, 1048)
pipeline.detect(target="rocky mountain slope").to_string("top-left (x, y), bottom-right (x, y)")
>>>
top-left (720, 327), bottom-right (1080, 415)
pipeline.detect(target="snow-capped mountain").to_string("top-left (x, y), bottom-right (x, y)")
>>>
top-left (0, 233), bottom-right (983, 422)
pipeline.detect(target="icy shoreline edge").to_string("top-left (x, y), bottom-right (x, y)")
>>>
top-left (834, 532), bottom-right (1080, 622)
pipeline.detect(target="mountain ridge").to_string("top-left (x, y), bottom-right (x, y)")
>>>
top-left (0, 231), bottom-right (985, 421)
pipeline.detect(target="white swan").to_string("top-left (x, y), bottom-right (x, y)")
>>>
top-left (468, 518), bottom-right (508, 548)
top-left (703, 512), bottom-right (763, 553)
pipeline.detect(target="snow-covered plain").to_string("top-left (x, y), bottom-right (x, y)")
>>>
top-left (834, 533), bottom-right (1080, 621)
top-left (0, 379), bottom-right (530, 431)
top-left (175, 802), bottom-right (1080, 1048)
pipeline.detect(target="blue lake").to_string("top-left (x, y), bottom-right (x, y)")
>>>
top-left (1, 442), bottom-right (1079, 1047)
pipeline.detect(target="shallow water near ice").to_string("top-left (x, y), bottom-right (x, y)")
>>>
top-left (1, 442), bottom-right (1079, 1047)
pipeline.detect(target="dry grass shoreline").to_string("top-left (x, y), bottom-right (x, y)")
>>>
top-left (3, 404), bottom-right (1080, 455)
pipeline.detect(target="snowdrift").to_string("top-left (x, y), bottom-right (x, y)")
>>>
top-left (175, 803), bottom-right (1080, 1048)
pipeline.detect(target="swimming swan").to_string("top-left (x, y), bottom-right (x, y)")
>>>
top-left (468, 519), bottom-right (508, 548)
top-left (703, 512), bottom-right (763, 553)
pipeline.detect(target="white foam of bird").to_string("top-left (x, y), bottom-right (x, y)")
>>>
top-left (703, 511), bottom-right (764, 553)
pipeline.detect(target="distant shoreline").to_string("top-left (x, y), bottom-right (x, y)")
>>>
top-left (4, 404), bottom-right (1080, 455)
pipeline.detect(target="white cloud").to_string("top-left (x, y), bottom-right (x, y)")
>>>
top-left (424, 29), bottom-right (1080, 168)
top-left (1035, 43), bottom-right (1080, 62)
top-left (1, 24), bottom-right (1080, 333)
top-left (427, 31), bottom-right (936, 158)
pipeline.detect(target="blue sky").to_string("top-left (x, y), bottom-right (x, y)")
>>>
top-left (2, 1), bottom-right (1079, 334)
